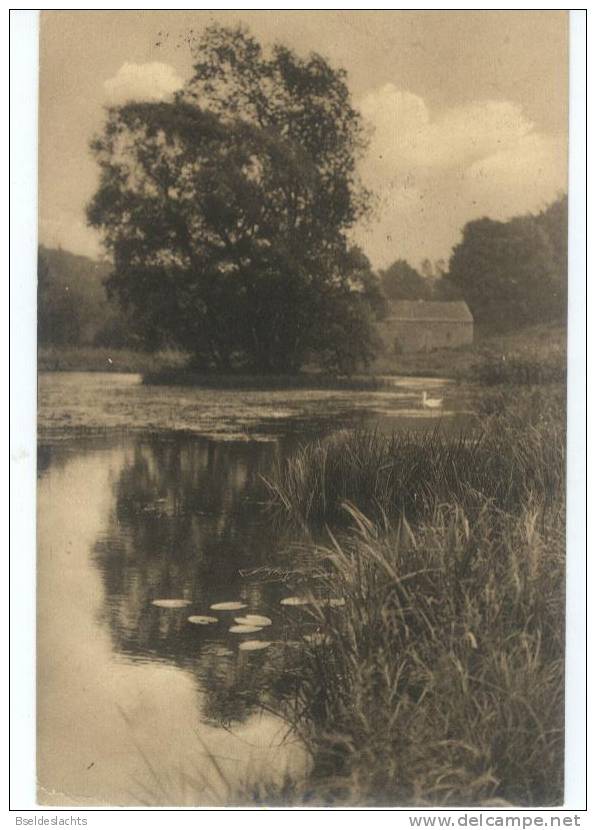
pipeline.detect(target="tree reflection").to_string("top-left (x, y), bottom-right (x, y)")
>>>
top-left (90, 433), bottom-right (303, 727)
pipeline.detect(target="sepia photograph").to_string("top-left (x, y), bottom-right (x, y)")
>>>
top-left (33, 9), bottom-right (573, 808)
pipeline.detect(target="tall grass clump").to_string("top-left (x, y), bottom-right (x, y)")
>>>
top-left (266, 385), bottom-right (565, 806)
top-left (469, 354), bottom-right (566, 385)
top-left (265, 388), bottom-right (565, 529)
top-left (285, 499), bottom-right (565, 806)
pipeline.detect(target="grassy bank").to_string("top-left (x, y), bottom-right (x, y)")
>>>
top-left (37, 345), bottom-right (188, 373)
top-left (38, 323), bottom-right (566, 387)
top-left (262, 386), bottom-right (565, 806)
top-left (369, 323), bottom-right (566, 384)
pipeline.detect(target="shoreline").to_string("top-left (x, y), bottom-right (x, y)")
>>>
top-left (38, 323), bottom-right (566, 388)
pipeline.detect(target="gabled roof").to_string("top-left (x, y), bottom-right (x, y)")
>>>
top-left (385, 300), bottom-right (473, 323)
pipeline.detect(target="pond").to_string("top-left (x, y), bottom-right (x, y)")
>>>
top-left (37, 372), bottom-right (475, 806)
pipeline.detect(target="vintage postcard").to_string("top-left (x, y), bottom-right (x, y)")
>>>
top-left (29, 9), bottom-right (577, 809)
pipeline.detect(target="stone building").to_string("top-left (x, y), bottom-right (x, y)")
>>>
top-left (377, 300), bottom-right (474, 354)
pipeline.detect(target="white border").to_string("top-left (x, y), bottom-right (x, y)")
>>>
top-left (9, 8), bottom-right (39, 812)
top-left (564, 7), bottom-right (587, 811)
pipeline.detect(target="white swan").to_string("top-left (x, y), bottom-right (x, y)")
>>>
top-left (422, 390), bottom-right (443, 409)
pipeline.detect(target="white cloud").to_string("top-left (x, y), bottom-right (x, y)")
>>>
top-left (463, 132), bottom-right (567, 216)
top-left (103, 62), bottom-right (183, 104)
top-left (356, 83), bottom-right (567, 267)
top-left (360, 83), bottom-right (534, 173)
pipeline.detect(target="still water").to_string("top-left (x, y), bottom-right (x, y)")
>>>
top-left (37, 372), bottom-right (473, 806)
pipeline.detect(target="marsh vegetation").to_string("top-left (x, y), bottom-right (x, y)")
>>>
top-left (261, 386), bottom-right (566, 806)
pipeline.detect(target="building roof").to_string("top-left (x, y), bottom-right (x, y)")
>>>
top-left (385, 300), bottom-right (473, 323)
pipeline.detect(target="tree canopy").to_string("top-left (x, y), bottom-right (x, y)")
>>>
top-left (87, 25), bottom-right (377, 373)
top-left (447, 196), bottom-right (567, 329)
top-left (379, 259), bottom-right (431, 301)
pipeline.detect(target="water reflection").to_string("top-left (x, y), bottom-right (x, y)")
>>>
top-left (91, 436), bottom-right (298, 668)
top-left (37, 376), bottom-right (476, 805)
top-left (37, 435), bottom-right (309, 805)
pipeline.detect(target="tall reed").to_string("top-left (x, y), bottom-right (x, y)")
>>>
top-left (265, 388), bottom-right (564, 529)
top-left (267, 386), bottom-right (565, 806)
top-left (282, 498), bottom-right (565, 806)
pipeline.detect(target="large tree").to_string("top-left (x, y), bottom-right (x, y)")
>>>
top-left (87, 25), bottom-right (374, 373)
top-left (448, 213), bottom-right (563, 329)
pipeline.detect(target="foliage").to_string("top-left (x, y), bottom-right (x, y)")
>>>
top-left (535, 193), bottom-right (568, 306)
top-left (379, 259), bottom-right (431, 301)
top-left (87, 25), bottom-right (375, 374)
top-left (469, 353), bottom-right (566, 385)
top-left (432, 275), bottom-right (463, 301)
top-left (447, 196), bottom-right (567, 330)
top-left (37, 345), bottom-right (188, 373)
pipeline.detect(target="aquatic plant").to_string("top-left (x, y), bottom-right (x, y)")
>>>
top-left (278, 496), bottom-right (565, 807)
top-left (188, 615), bottom-right (218, 625)
top-left (280, 597), bottom-right (310, 607)
top-left (260, 385), bottom-right (566, 806)
top-left (235, 615), bottom-right (272, 627)
top-left (210, 601), bottom-right (248, 611)
top-left (265, 388), bottom-right (564, 528)
top-left (239, 640), bottom-right (272, 652)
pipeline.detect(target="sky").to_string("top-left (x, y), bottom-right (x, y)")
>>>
top-left (38, 10), bottom-right (569, 270)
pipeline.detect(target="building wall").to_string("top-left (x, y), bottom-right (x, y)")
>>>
top-left (377, 320), bottom-right (473, 353)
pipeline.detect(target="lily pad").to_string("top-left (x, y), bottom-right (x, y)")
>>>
top-left (234, 614), bottom-right (272, 627)
top-left (239, 640), bottom-right (271, 652)
top-left (151, 599), bottom-right (191, 609)
top-left (210, 601), bottom-right (248, 611)
top-left (188, 615), bottom-right (218, 625)
top-left (280, 596), bottom-right (309, 607)
top-left (229, 624), bottom-right (263, 634)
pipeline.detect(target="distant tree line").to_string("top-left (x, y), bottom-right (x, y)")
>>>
top-left (39, 191), bottom-right (567, 358)
top-left (380, 194), bottom-right (567, 332)
top-left (37, 245), bottom-right (138, 349)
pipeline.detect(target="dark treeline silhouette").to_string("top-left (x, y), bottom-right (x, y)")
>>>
top-left (448, 194), bottom-right (568, 331)
top-left (379, 193), bottom-right (567, 331)
top-left (37, 245), bottom-right (138, 349)
top-left (40, 22), bottom-right (567, 369)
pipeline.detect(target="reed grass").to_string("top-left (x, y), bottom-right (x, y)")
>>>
top-left (265, 388), bottom-right (565, 529)
top-left (281, 498), bottom-right (565, 806)
top-left (264, 385), bottom-right (565, 806)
